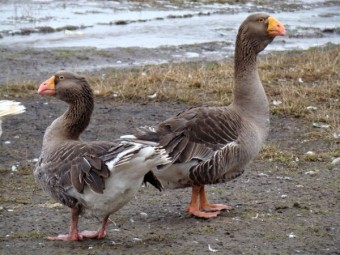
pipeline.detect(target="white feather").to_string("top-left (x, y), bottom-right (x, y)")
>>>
top-left (120, 135), bottom-right (160, 147)
top-left (120, 134), bottom-right (137, 139)
top-left (0, 100), bottom-right (26, 118)
top-left (0, 100), bottom-right (25, 137)
top-left (105, 143), bottom-right (142, 169)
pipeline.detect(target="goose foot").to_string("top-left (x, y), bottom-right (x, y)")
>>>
top-left (79, 215), bottom-right (109, 239)
top-left (200, 203), bottom-right (233, 212)
top-left (199, 185), bottom-right (233, 212)
top-left (46, 233), bottom-right (82, 241)
top-left (46, 229), bottom-right (107, 241)
top-left (186, 185), bottom-right (221, 218)
top-left (186, 185), bottom-right (233, 218)
top-left (79, 229), bottom-right (107, 239)
top-left (46, 207), bottom-right (83, 241)
top-left (45, 208), bottom-right (109, 241)
top-left (187, 205), bottom-right (220, 218)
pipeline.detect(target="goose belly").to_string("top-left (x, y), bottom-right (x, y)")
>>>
top-left (67, 145), bottom-right (169, 217)
top-left (69, 168), bottom-right (143, 218)
top-left (155, 161), bottom-right (197, 189)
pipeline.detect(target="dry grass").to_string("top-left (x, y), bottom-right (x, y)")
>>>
top-left (1, 45), bottom-right (339, 133)
top-left (262, 46), bottom-right (339, 123)
top-left (260, 45), bottom-right (339, 135)
top-left (259, 144), bottom-right (295, 164)
top-left (89, 44), bottom-right (339, 132)
top-left (88, 61), bottom-right (234, 105)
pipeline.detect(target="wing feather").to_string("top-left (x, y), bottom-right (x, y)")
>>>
top-left (84, 171), bottom-right (105, 194)
top-left (135, 107), bottom-right (241, 165)
top-left (70, 164), bottom-right (85, 193)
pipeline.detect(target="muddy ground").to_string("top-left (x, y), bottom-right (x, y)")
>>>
top-left (0, 9), bottom-right (339, 250)
top-left (0, 91), bottom-right (339, 255)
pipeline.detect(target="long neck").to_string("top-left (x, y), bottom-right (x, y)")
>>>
top-left (232, 33), bottom-right (269, 116)
top-left (43, 89), bottom-right (93, 145)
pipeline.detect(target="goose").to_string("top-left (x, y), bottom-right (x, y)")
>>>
top-left (34, 71), bottom-right (170, 241)
top-left (0, 100), bottom-right (26, 137)
top-left (122, 13), bottom-right (286, 218)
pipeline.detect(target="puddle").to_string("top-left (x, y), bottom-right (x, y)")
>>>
top-left (0, 0), bottom-right (339, 81)
top-left (1, 0), bottom-right (339, 50)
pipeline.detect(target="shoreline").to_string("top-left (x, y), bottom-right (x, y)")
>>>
top-left (2, 42), bottom-right (338, 85)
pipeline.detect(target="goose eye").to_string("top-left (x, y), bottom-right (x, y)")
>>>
top-left (59, 75), bottom-right (64, 80)
top-left (258, 18), bottom-right (265, 23)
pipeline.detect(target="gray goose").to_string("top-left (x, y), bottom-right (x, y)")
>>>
top-left (122, 13), bottom-right (286, 218)
top-left (0, 100), bottom-right (26, 137)
top-left (34, 71), bottom-right (170, 241)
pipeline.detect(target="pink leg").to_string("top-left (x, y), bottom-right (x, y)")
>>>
top-left (46, 208), bottom-right (110, 241)
top-left (79, 215), bottom-right (109, 239)
top-left (46, 207), bottom-right (83, 241)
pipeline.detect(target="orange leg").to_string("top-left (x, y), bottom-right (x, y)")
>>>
top-left (199, 185), bottom-right (233, 212)
top-left (46, 208), bottom-right (109, 241)
top-left (186, 185), bottom-right (220, 218)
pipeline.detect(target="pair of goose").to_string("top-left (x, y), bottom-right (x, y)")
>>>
top-left (34, 13), bottom-right (286, 241)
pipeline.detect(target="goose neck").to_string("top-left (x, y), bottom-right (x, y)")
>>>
top-left (44, 93), bottom-right (93, 143)
top-left (232, 37), bottom-right (268, 115)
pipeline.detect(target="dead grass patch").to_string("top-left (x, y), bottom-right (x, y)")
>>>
top-left (1, 45), bottom-right (339, 133)
top-left (88, 61), bottom-right (233, 105)
top-left (262, 45), bottom-right (339, 125)
top-left (259, 144), bottom-right (295, 165)
top-left (89, 45), bottom-right (338, 132)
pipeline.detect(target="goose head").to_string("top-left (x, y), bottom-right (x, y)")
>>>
top-left (238, 13), bottom-right (286, 54)
top-left (37, 71), bottom-right (94, 140)
top-left (38, 71), bottom-right (92, 104)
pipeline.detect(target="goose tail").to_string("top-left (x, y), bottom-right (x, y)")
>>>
top-left (0, 100), bottom-right (26, 118)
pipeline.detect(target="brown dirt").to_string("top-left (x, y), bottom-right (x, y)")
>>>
top-left (0, 93), bottom-right (339, 254)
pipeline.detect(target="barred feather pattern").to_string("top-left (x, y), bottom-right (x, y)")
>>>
top-left (189, 141), bottom-right (242, 185)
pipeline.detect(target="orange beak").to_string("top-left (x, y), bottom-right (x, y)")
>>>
top-left (267, 16), bottom-right (286, 37)
top-left (38, 76), bottom-right (56, 96)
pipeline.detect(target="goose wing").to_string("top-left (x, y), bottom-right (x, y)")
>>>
top-left (136, 106), bottom-right (242, 164)
top-left (35, 141), bottom-right (162, 207)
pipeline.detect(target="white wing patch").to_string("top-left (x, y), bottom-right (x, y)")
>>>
top-left (120, 135), bottom-right (136, 139)
top-left (105, 143), bottom-right (142, 170)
